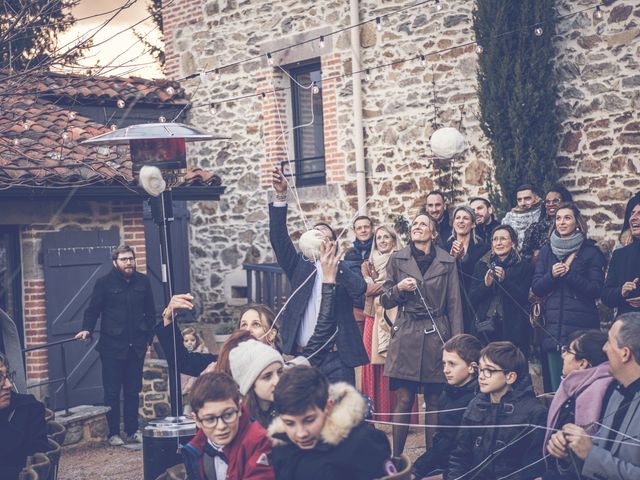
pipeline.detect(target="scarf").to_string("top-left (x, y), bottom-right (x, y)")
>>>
top-left (550, 230), bottom-right (585, 260)
top-left (543, 362), bottom-right (615, 454)
top-left (490, 249), bottom-right (519, 270)
top-left (410, 242), bottom-right (435, 276)
top-left (352, 237), bottom-right (373, 260)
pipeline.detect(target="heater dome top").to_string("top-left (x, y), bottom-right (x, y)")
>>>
top-left (82, 122), bottom-right (228, 145)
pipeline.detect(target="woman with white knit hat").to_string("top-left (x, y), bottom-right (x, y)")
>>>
top-left (229, 339), bottom-right (284, 428)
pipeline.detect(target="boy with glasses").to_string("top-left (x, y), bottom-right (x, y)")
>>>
top-left (0, 353), bottom-right (49, 479)
top-left (447, 341), bottom-right (548, 480)
top-left (182, 372), bottom-right (274, 480)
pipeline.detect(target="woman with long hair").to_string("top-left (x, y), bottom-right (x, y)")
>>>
top-left (361, 225), bottom-right (402, 414)
top-left (532, 203), bottom-right (606, 392)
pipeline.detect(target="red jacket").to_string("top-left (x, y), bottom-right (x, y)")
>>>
top-left (181, 404), bottom-right (274, 480)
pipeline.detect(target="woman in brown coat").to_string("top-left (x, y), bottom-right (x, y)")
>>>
top-left (380, 214), bottom-right (463, 457)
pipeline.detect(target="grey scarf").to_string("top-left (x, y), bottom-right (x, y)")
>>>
top-left (550, 230), bottom-right (585, 260)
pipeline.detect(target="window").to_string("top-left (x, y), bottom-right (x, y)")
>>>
top-left (286, 62), bottom-right (325, 186)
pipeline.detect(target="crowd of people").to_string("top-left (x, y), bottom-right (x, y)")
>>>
top-left (2, 165), bottom-right (640, 480)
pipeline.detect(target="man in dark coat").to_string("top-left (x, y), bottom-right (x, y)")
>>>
top-left (343, 215), bottom-right (374, 334)
top-left (0, 353), bottom-right (49, 480)
top-left (423, 190), bottom-right (453, 246)
top-left (470, 197), bottom-right (500, 244)
top-left (269, 168), bottom-right (367, 385)
top-left (602, 201), bottom-right (640, 315)
top-left (76, 245), bottom-right (155, 446)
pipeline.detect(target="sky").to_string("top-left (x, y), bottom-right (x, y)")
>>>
top-left (59, 0), bottom-right (163, 79)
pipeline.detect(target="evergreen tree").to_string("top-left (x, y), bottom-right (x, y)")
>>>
top-left (474, 0), bottom-right (560, 211)
top-left (0, 0), bottom-right (82, 71)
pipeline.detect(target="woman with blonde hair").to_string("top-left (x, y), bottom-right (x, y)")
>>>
top-left (361, 225), bottom-right (402, 413)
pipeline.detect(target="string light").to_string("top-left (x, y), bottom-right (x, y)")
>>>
top-left (420, 54), bottom-right (427, 66)
top-left (22, 119), bottom-right (31, 131)
top-left (365, 69), bottom-right (371, 81)
top-left (376, 17), bottom-right (382, 31)
top-left (110, 124), bottom-right (117, 131)
top-left (261, 92), bottom-right (266, 99)
top-left (435, 0), bottom-right (443, 11)
top-left (116, 99), bottom-right (125, 108)
top-left (267, 52), bottom-right (274, 65)
top-left (158, 116), bottom-right (167, 123)
top-left (12, 138), bottom-right (19, 146)
top-left (68, 111), bottom-right (77, 120)
top-left (165, 86), bottom-right (176, 96)
top-left (312, 82), bottom-right (320, 94)
top-left (62, 131), bottom-right (70, 141)
top-left (476, 45), bottom-right (484, 54)
top-left (595, 5), bottom-right (603, 20)
top-left (319, 35), bottom-right (325, 48)
top-left (534, 26), bottom-right (544, 36)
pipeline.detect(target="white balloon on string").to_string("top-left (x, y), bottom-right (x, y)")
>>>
top-left (429, 126), bottom-right (466, 159)
top-left (139, 165), bottom-right (167, 197)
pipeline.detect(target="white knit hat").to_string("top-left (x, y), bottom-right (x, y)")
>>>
top-left (229, 339), bottom-right (284, 396)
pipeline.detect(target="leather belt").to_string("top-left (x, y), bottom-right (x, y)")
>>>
top-left (294, 343), bottom-right (338, 354)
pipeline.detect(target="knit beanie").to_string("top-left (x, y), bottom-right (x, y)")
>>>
top-left (229, 339), bottom-right (284, 396)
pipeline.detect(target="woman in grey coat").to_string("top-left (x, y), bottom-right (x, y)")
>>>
top-left (380, 214), bottom-right (463, 457)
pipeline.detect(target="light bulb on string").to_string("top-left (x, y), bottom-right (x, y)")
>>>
top-left (12, 138), bottom-right (19, 146)
top-left (159, 116), bottom-right (167, 123)
top-left (22, 119), bottom-right (31, 131)
top-left (166, 86), bottom-right (176, 96)
top-left (267, 53), bottom-right (274, 65)
top-left (68, 111), bottom-right (77, 121)
top-left (595, 6), bottom-right (603, 20)
top-left (319, 36), bottom-right (325, 48)
top-left (435, 0), bottom-right (443, 12)
top-left (534, 26), bottom-right (544, 36)
top-left (312, 82), bottom-right (320, 94)
top-left (365, 69), bottom-right (371, 81)
top-left (116, 99), bottom-right (125, 109)
top-left (476, 45), bottom-right (484, 54)
top-left (376, 17), bottom-right (382, 31)
top-left (62, 131), bottom-right (70, 141)
top-left (110, 124), bottom-right (117, 131)
top-left (420, 54), bottom-right (427, 66)
top-left (261, 92), bottom-right (266, 99)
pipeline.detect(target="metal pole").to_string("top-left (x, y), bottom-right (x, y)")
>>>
top-left (60, 344), bottom-right (71, 416)
top-left (150, 189), bottom-right (182, 417)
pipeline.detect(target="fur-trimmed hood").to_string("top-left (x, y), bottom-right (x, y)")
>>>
top-left (268, 382), bottom-right (367, 447)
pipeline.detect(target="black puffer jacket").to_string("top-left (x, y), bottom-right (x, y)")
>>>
top-left (446, 376), bottom-right (548, 480)
top-left (531, 240), bottom-right (606, 352)
top-left (413, 379), bottom-right (477, 477)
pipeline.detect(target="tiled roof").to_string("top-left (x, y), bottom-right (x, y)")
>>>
top-left (0, 72), bottom-right (221, 189)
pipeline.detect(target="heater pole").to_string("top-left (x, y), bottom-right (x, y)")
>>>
top-left (150, 188), bottom-right (182, 417)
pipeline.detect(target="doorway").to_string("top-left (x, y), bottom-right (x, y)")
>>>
top-left (0, 225), bottom-right (23, 349)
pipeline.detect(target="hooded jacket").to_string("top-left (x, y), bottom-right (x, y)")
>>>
top-left (181, 404), bottom-right (274, 480)
top-left (269, 382), bottom-right (391, 480)
top-left (532, 241), bottom-right (607, 352)
top-left (0, 392), bottom-right (49, 479)
top-left (446, 376), bottom-right (548, 480)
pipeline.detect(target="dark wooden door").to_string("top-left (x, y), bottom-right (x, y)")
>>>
top-left (43, 228), bottom-right (120, 409)
top-left (143, 200), bottom-right (191, 316)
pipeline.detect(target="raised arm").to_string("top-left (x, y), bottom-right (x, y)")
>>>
top-left (268, 167), bottom-right (300, 278)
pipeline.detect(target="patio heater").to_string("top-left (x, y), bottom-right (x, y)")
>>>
top-left (84, 123), bottom-right (227, 479)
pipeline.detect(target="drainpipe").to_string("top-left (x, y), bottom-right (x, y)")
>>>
top-left (350, 0), bottom-right (367, 214)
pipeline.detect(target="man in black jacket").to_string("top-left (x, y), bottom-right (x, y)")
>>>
top-left (424, 190), bottom-right (453, 246)
top-left (470, 197), bottom-right (500, 245)
top-left (0, 353), bottom-right (49, 480)
top-left (75, 245), bottom-right (155, 446)
top-left (603, 201), bottom-right (640, 315)
top-left (269, 167), bottom-right (367, 385)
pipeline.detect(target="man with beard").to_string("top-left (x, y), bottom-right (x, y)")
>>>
top-left (469, 197), bottom-right (500, 244)
top-left (75, 245), bottom-right (155, 446)
top-left (501, 184), bottom-right (543, 249)
top-left (424, 191), bottom-right (452, 247)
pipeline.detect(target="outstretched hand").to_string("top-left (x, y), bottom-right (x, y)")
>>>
top-left (272, 167), bottom-right (287, 195)
top-left (320, 240), bottom-right (338, 284)
top-left (163, 293), bottom-right (194, 326)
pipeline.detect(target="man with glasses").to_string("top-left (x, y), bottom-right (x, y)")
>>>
top-left (75, 245), bottom-right (155, 446)
top-left (521, 184), bottom-right (574, 263)
top-left (181, 372), bottom-right (275, 480)
top-left (0, 352), bottom-right (49, 479)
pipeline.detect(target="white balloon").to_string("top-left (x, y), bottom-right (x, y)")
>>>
top-left (298, 229), bottom-right (324, 261)
top-left (430, 127), bottom-right (466, 159)
top-left (139, 165), bottom-right (166, 197)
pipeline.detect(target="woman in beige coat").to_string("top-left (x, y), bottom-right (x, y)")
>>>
top-left (380, 214), bottom-right (463, 457)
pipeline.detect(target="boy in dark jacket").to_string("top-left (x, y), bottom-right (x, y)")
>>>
top-left (447, 342), bottom-right (548, 480)
top-left (269, 366), bottom-right (392, 480)
top-left (181, 372), bottom-right (274, 480)
top-left (413, 334), bottom-right (481, 478)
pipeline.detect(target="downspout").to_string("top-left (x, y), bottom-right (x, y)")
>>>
top-left (350, 0), bottom-right (367, 214)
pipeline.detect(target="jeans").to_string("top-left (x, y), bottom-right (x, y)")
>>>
top-left (318, 351), bottom-right (355, 385)
top-left (101, 348), bottom-right (145, 437)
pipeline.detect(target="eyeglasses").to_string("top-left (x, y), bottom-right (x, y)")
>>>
top-left (117, 257), bottom-right (135, 263)
top-left (0, 371), bottom-right (16, 385)
top-left (545, 198), bottom-right (561, 205)
top-left (561, 345), bottom-right (578, 357)
top-left (476, 367), bottom-right (509, 378)
top-left (196, 409), bottom-right (239, 428)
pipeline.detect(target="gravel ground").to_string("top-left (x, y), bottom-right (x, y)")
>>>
top-left (57, 426), bottom-right (426, 479)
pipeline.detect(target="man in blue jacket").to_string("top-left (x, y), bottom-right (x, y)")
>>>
top-left (269, 167), bottom-right (367, 384)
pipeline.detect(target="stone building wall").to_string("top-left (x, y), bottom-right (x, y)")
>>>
top-left (163, 0), bottom-right (640, 323)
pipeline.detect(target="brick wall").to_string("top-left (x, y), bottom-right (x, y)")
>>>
top-left (20, 201), bottom-right (147, 385)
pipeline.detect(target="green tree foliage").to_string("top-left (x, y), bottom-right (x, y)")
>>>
top-left (0, 0), bottom-right (82, 71)
top-left (474, 0), bottom-right (560, 211)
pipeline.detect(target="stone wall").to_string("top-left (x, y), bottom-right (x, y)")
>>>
top-left (163, 0), bottom-right (640, 322)
top-left (141, 359), bottom-right (171, 419)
